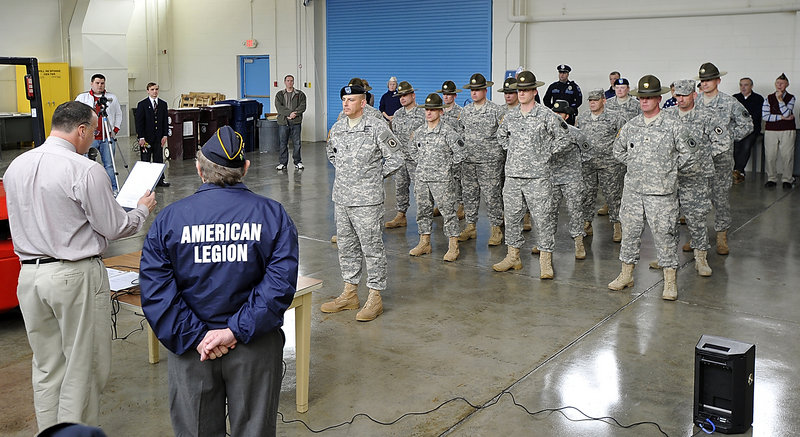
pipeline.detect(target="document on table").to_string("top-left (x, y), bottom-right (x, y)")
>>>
top-left (107, 268), bottom-right (140, 291)
top-left (115, 161), bottom-right (165, 210)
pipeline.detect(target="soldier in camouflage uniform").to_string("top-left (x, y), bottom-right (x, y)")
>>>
top-left (498, 77), bottom-right (532, 231)
top-left (653, 79), bottom-right (716, 276)
top-left (694, 62), bottom-right (754, 255)
top-left (321, 84), bottom-right (404, 322)
top-left (605, 78), bottom-right (642, 122)
top-left (492, 71), bottom-right (571, 279)
top-left (385, 81), bottom-right (426, 229)
top-left (406, 93), bottom-right (464, 261)
top-left (576, 89), bottom-right (627, 242)
top-left (458, 73), bottom-right (506, 246)
top-left (336, 78), bottom-right (385, 123)
top-left (550, 100), bottom-right (589, 260)
top-left (609, 75), bottom-right (695, 301)
top-left (437, 80), bottom-right (466, 220)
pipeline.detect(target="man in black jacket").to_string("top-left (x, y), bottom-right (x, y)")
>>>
top-left (732, 77), bottom-right (764, 183)
top-left (134, 82), bottom-right (170, 186)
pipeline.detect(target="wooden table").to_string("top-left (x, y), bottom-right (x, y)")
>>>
top-left (103, 251), bottom-right (321, 413)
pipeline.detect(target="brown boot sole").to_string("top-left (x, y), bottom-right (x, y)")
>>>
top-left (458, 232), bottom-right (476, 242)
top-left (717, 247), bottom-right (729, 255)
top-left (385, 221), bottom-right (407, 228)
top-left (662, 292), bottom-right (678, 301)
top-left (356, 308), bottom-right (383, 321)
top-left (575, 253), bottom-right (586, 260)
top-left (409, 247), bottom-right (432, 256)
top-left (608, 280), bottom-right (634, 291)
top-left (320, 302), bottom-right (360, 313)
top-left (540, 272), bottom-right (554, 280)
top-left (492, 262), bottom-right (523, 272)
top-left (443, 252), bottom-right (459, 262)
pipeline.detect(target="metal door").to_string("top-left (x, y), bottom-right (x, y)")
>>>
top-left (240, 55), bottom-right (270, 118)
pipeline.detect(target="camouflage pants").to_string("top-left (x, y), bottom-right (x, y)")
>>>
top-left (619, 189), bottom-right (679, 268)
top-left (552, 180), bottom-right (586, 238)
top-left (504, 177), bottom-right (555, 250)
top-left (335, 203), bottom-right (387, 290)
top-left (393, 159), bottom-right (417, 213)
top-left (416, 179), bottom-right (460, 237)
top-left (677, 173), bottom-right (711, 251)
top-left (581, 161), bottom-right (625, 223)
top-left (462, 160), bottom-right (504, 226)
top-left (710, 153), bottom-right (733, 232)
top-left (453, 163), bottom-right (463, 204)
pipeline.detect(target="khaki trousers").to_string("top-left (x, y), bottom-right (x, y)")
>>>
top-left (17, 257), bottom-right (111, 431)
top-left (764, 129), bottom-right (797, 183)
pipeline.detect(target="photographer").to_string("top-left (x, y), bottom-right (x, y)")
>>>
top-left (75, 73), bottom-right (123, 193)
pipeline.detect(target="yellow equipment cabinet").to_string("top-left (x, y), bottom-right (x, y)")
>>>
top-left (16, 63), bottom-right (70, 135)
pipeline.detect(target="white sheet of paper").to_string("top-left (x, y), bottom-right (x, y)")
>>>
top-left (106, 268), bottom-right (140, 291)
top-left (115, 161), bottom-right (165, 210)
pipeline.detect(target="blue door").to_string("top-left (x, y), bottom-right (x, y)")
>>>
top-left (240, 55), bottom-right (270, 118)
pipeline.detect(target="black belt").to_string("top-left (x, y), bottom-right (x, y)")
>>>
top-left (21, 256), bottom-right (98, 265)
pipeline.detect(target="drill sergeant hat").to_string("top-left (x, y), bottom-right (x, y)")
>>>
top-left (435, 80), bottom-right (462, 94)
top-left (497, 77), bottom-right (518, 93)
top-left (201, 126), bottom-right (246, 168)
top-left (696, 62), bottom-right (727, 80)
top-left (509, 71), bottom-right (545, 89)
top-left (347, 77), bottom-right (372, 91)
top-left (395, 81), bottom-right (416, 96)
top-left (463, 73), bottom-right (494, 90)
top-left (629, 75), bottom-right (670, 97)
top-left (673, 79), bottom-right (697, 96)
top-left (419, 93), bottom-right (447, 110)
top-left (552, 99), bottom-right (576, 115)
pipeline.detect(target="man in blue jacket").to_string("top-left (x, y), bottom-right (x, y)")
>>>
top-left (140, 126), bottom-right (299, 437)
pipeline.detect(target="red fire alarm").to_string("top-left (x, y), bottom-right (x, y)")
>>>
top-left (244, 39), bottom-right (258, 48)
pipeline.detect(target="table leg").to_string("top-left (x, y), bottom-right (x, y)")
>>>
top-left (146, 322), bottom-right (160, 364)
top-left (294, 292), bottom-right (312, 413)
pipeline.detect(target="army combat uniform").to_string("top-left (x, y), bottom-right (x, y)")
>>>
top-left (605, 96), bottom-right (642, 122)
top-left (550, 124), bottom-right (587, 240)
top-left (390, 104), bottom-right (426, 216)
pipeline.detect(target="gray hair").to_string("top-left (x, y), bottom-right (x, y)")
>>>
top-left (196, 150), bottom-right (246, 186)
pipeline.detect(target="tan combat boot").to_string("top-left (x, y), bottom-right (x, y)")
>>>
top-left (694, 249), bottom-right (712, 277)
top-left (433, 207), bottom-right (442, 217)
top-left (492, 246), bottom-right (522, 272)
top-left (331, 235), bottom-right (337, 244)
top-left (443, 237), bottom-right (460, 262)
top-left (682, 240), bottom-right (692, 252)
top-left (608, 263), bottom-right (635, 290)
top-left (531, 246), bottom-right (540, 255)
top-left (612, 222), bottom-right (622, 242)
top-left (385, 212), bottom-right (407, 228)
top-left (584, 221), bottom-right (593, 236)
top-left (662, 267), bottom-right (678, 301)
top-left (320, 283), bottom-right (360, 313)
top-left (409, 234), bottom-right (432, 256)
top-left (356, 289), bottom-right (383, 321)
top-left (456, 203), bottom-right (465, 220)
top-left (488, 225), bottom-right (504, 246)
top-left (597, 204), bottom-right (609, 215)
top-left (574, 236), bottom-right (586, 260)
top-left (539, 251), bottom-right (554, 279)
top-left (716, 230), bottom-right (729, 255)
top-left (458, 223), bottom-right (477, 241)
top-left (523, 213), bottom-right (532, 231)
top-left (649, 261), bottom-right (662, 269)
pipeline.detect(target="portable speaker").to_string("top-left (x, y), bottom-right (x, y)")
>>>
top-left (694, 335), bottom-right (755, 434)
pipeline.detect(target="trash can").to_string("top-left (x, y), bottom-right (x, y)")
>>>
top-left (199, 104), bottom-right (233, 146)
top-left (258, 117), bottom-right (279, 152)
top-left (217, 99), bottom-right (263, 152)
top-left (167, 107), bottom-right (201, 160)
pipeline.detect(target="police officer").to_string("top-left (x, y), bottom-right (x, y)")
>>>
top-left (139, 126), bottom-right (298, 436)
top-left (458, 73), bottom-right (506, 246)
top-left (385, 80), bottom-right (426, 229)
top-left (543, 64), bottom-right (583, 122)
top-left (694, 62), bottom-right (754, 255)
top-left (493, 71), bottom-right (570, 279)
top-left (575, 89), bottom-right (626, 242)
top-left (605, 78), bottom-right (642, 122)
top-left (437, 80), bottom-right (466, 220)
top-left (609, 75), bottom-right (695, 301)
top-left (407, 93), bottom-right (464, 261)
top-left (322, 84), bottom-right (404, 321)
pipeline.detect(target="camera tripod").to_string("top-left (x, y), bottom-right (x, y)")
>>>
top-left (95, 101), bottom-right (128, 193)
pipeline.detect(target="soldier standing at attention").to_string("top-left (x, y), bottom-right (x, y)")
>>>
top-left (605, 78), bottom-right (642, 122)
top-left (385, 81), bottom-right (426, 229)
top-left (458, 73), bottom-right (506, 246)
top-left (492, 71), bottom-right (570, 279)
top-left (543, 64), bottom-right (583, 123)
top-left (407, 93), bottom-right (464, 261)
top-left (321, 84), bottom-right (404, 321)
top-left (438, 80), bottom-right (466, 220)
top-left (693, 62), bottom-right (753, 255)
top-left (575, 89), bottom-right (626, 242)
top-left (499, 77), bottom-right (519, 112)
top-left (609, 75), bottom-right (694, 301)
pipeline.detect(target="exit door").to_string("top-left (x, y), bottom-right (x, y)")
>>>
top-left (240, 55), bottom-right (270, 118)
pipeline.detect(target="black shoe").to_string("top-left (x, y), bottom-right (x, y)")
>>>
top-left (157, 180), bottom-right (171, 187)
top-left (765, 181), bottom-right (777, 188)
top-left (783, 182), bottom-right (792, 189)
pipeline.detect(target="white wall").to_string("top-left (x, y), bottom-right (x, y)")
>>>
top-left (493, 0), bottom-right (800, 104)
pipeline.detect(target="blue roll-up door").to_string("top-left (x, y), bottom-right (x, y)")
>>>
top-left (326, 0), bottom-right (492, 129)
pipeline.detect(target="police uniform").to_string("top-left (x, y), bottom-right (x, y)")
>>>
top-left (543, 65), bottom-right (583, 116)
top-left (140, 126), bottom-right (299, 436)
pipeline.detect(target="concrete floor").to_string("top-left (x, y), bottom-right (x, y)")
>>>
top-left (1, 139), bottom-right (798, 437)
